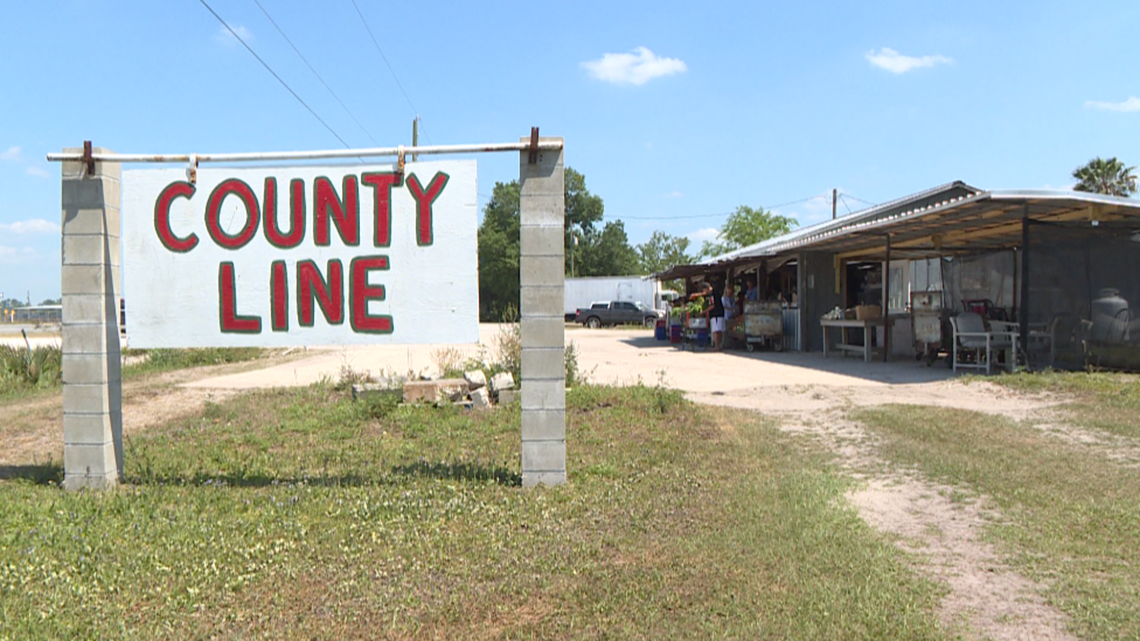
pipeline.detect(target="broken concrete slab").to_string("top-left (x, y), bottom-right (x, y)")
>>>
top-left (403, 378), bottom-right (470, 404)
top-left (352, 383), bottom-right (402, 402)
top-left (497, 389), bottom-right (519, 406)
top-left (470, 387), bottom-right (491, 410)
top-left (490, 372), bottom-right (515, 393)
top-left (464, 370), bottom-right (487, 390)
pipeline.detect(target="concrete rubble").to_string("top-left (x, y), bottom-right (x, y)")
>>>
top-left (351, 368), bottom-right (518, 410)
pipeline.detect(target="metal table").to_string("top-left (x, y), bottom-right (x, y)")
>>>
top-left (821, 318), bottom-right (888, 362)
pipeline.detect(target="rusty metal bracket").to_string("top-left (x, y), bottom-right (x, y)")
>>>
top-left (187, 154), bottom-right (198, 184)
top-left (397, 144), bottom-right (406, 178)
top-left (528, 127), bottom-right (539, 164)
top-left (82, 140), bottom-right (95, 176)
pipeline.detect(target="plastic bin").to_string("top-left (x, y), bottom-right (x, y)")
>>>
top-left (655, 319), bottom-right (667, 340)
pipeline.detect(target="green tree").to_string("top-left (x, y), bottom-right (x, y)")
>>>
top-left (700, 205), bottom-right (797, 258)
top-left (563, 168), bottom-right (605, 275)
top-left (576, 220), bottom-right (640, 277)
top-left (636, 231), bottom-right (692, 274)
top-left (477, 181), bottom-right (521, 321)
top-left (1072, 157), bottom-right (1137, 197)
top-left (478, 168), bottom-right (640, 319)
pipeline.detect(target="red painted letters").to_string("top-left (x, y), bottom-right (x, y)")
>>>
top-left (405, 172), bottom-right (449, 246)
top-left (350, 255), bottom-right (393, 334)
top-left (154, 181), bottom-right (199, 252)
top-left (314, 176), bottom-right (359, 247)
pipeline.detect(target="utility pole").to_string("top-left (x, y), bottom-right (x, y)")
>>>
top-left (411, 116), bottom-right (419, 161)
top-left (832, 188), bottom-right (838, 220)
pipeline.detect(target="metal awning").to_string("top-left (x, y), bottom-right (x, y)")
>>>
top-left (655, 188), bottom-right (1140, 281)
top-left (764, 190), bottom-right (1140, 261)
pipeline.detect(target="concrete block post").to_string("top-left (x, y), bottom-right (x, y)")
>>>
top-left (519, 137), bottom-right (566, 487)
top-left (60, 147), bottom-right (123, 490)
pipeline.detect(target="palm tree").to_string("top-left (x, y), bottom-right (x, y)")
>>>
top-left (1072, 157), bottom-right (1137, 196)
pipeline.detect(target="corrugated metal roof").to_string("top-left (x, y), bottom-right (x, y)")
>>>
top-left (708, 180), bottom-right (983, 263)
top-left (653, 184), bottom-right (1140, 280)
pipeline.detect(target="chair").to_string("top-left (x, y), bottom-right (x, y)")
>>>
top-left (1048, 313), bottom-right (1078, 366)
top-left (961, 299), bottom-right (1009, 322)
top-left (949, 312), bottom-right (1019, 374)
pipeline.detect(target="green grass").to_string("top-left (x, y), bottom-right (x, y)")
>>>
top-left (121, 347), bottom-right (264, 379)
top-left (853, 404), bottom-right (1140, 641)
top-left (990, 370), bottom-right (1140, 439)
top-left (0, 385), bottom-right (951, 640)
top-left (0, 346), bottom-right (264, 404)
top-left (0, 343), bottom-right (61, 400)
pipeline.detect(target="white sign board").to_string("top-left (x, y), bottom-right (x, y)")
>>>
top-left (122, 160), bottom-right (478, 347)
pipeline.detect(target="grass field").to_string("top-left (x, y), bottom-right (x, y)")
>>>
top-left (855, 371), bottom-right (1140, 641)
top-left (0, 384), bottom-right (951, 640)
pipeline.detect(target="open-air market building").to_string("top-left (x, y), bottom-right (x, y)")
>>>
top-left (655, 182), bottom-right (1140, 371)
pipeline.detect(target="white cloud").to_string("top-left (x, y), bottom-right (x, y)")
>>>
top-left (215, 24), bottom-right (252, 45)
top-left (1084, 96), bottom-right (1140, 112)
top-left (0, 219), bottom-right (61, 234)
top-left (0, 146), bottom-right (21, 162)
top-left (665, 191), bottom-right (683, 199)
top-left (866, 47), bottom-right (952, 74)
top-left (685, 227), bottom-right (720, 244)
top-left (26, 166), bottom-right (50, 178)
top-left (582, 47), bottom-right (687, 86)
top-left (0, 244), bottom-right (37, 264)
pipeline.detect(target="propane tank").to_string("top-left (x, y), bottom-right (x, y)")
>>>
top-left (1090, 288), bottom-right (1129, 341)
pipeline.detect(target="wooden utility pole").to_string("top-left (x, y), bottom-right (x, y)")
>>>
top-left (832, 189), bottom-right (838, 219)
top-left (411, 116), bottom-right (419, 161)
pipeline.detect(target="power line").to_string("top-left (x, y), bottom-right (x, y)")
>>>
top-left (619, 195), bottom-right (820, 221)
top-left (842, 193), bottom-right (877, 206)
top-left (196, 0), bottom-right (351, 148)
top-left (839, 194), bottom-right (854, 215)
top-left (252, 0), bottom-right (380, 146)
top-left (349, 0), bottom-right (420, 117)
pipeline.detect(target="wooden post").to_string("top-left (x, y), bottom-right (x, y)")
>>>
top-left (883, 234), bottom-right (891, 362)
top-left (1019, 206), bottom-right (1030, 360)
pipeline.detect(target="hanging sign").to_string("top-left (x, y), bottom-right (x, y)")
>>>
top-left (121, 160), bottom-right (478, 347)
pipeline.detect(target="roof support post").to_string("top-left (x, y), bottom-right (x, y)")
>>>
top-left (1019, 206), bottom-right (1030, 363)
top-left (883, 233), bottom-right (891, 363)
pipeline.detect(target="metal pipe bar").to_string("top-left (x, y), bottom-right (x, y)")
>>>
top-left (46, 140), bottom-right (563, 164)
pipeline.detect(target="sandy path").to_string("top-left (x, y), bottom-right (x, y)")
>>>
top-left (0, 354), bottom-right (302, 468)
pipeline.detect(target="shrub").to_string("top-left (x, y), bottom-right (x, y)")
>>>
top-left (0, 343), bottom-right (62, 392)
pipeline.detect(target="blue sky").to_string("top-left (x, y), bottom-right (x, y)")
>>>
top-left (2, 0), bottom-right (1138, 302)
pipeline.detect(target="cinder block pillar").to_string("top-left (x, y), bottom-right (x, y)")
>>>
top-left (60, 147), bottom-right (123, 490)
top-left (519, 137), bottom-right (566, 487)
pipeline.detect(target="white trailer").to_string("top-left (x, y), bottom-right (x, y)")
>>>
top-left (563, 276), bottom-right (677, 320)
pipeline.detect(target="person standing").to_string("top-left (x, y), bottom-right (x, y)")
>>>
top-left (709, 284), bottom-right (726, 350)
top-left (745, 281), bottom-right (760, 302)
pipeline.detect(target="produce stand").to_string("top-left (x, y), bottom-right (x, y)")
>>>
top-left (682, 314), bottom-right (709, 350)
top-left (743, 301), bottom-right (783, 352)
